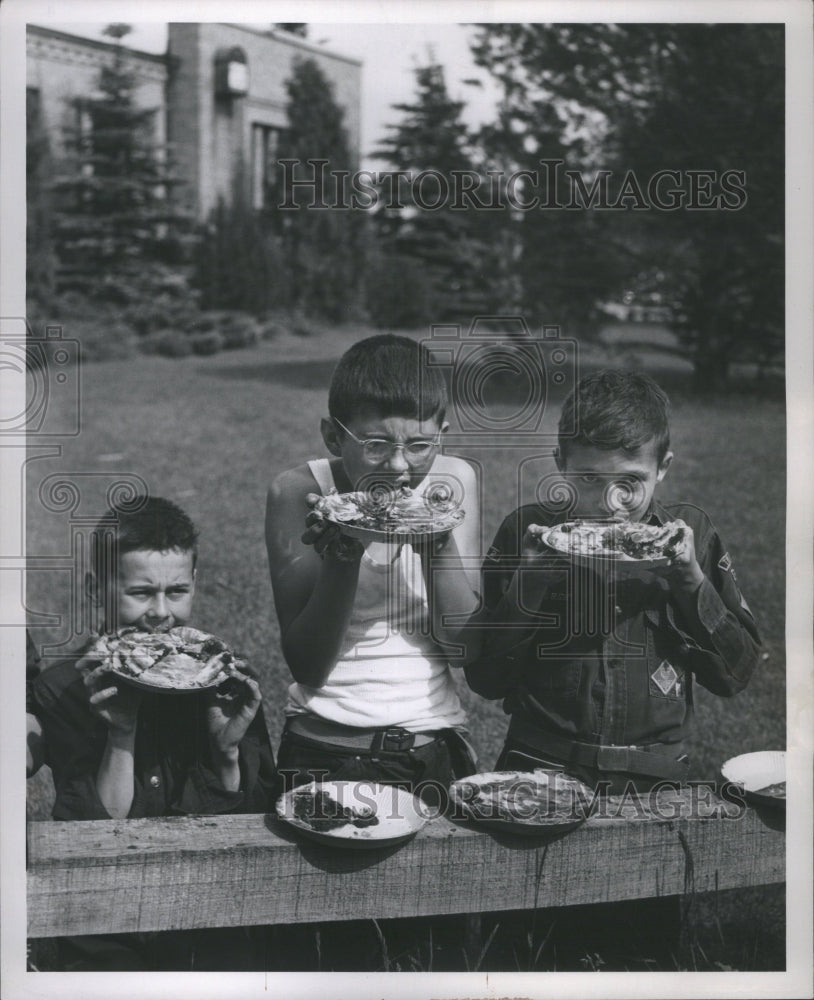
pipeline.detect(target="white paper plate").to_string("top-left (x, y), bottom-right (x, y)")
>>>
top-left (110, 671), bottom-right (229, 695)
top-left (317, 489), bottom-right (465, 542)
top-left (542, 523), bottom-right (671, 568)
top-left (450, 770), bottom-right (590, 835)
top-left (275, 780), bottom-right (429, 848)
top-left (721, 751), bottom-right (786, 808)
top-left (328, 511), bottom-right (464, 543)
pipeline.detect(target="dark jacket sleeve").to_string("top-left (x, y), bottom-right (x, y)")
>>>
top-left (168, 706), bottom-right (280, 816)
top-left (32, 656), bottom-right (117, 820)
top-left (26, 630), bottom-right (43, 716)
top-left (464, 507), bottom-right (568, 700)
top-left (664, 504), bottom-right (762, 696)
top-left (35, 656), bottom-right (281, 820)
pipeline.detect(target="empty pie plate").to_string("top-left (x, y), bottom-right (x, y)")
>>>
top-left (721, 750), bottom-right (785, 808)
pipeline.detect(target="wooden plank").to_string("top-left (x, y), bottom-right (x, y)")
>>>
top-left (27, 798), bottom-right (784, 938)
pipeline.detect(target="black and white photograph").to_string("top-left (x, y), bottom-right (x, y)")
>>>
top-left (2, 1), bottom-right (812, 997)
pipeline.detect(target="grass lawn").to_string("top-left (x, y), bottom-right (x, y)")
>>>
top-left (25, 321), bottom-right (787, 970)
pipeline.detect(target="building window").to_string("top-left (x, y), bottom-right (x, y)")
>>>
top-left (252, 124), bottom-right (283, 209)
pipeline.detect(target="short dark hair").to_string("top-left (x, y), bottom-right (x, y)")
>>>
top-left (90, 495), bottom-right (199, 585)
top-left (558, 370), bottom-right (671, 463)
top-left (328, 334), bottom-right (447, 427)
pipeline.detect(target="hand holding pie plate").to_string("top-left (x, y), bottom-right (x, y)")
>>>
top-left (314, 485), bottom-right (465, 543)
top-left (84, 626), bottom-right (245, 694)
top-left (541, 519), bottom-right (688, 570)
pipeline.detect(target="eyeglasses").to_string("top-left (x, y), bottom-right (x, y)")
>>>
top-left (333, 418), bottom-right (442, 464)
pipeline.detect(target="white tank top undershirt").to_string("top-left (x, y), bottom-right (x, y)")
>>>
top-left (284, 458), bottom-right (468, 731)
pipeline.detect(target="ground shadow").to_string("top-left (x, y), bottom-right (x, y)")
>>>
top-left (201, 355), bottom-right (782, 405)
top-left (203, 358), bottom-right (338, 389)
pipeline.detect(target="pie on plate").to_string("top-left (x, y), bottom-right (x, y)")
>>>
top-left (450, 770), bottom-right (592, 834)
top-left (314, 485), bottom-right (464, 540)
top-left (87, 626), bottom-right (244, 693)
top-left (275, 780), bottom-right (429, 848)
top-left (542, 520), bottom-right (686, 565)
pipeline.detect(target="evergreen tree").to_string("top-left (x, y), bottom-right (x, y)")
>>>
top-left (274, 24), bottom-right (308, 38)
top-left (271, 57), bottom-right (363, 321)
top-left (373, 61), bottom-right (506, 322)
top-left (27, 88), bottom-right (56, 309)
top-left (472, 23), bottom-right (784, 383)
top-left (195, 160), bottom-right (290, 314)
top-left (50, 23), bottom-right (194, 301)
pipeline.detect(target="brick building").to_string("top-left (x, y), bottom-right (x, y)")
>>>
top-left (26, 23), bottom-right (362, 218)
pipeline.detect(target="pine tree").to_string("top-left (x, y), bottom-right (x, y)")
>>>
top-left (50, 24), bottom-right (194, 301)
top-left (472, 23), bottom-right (784, 381)
top-left (270, 57), bottom-right (363, 321)
top-left (373, 61), bottom-right (507, 323)
top-left (26, 88), bottom-right (56, 309)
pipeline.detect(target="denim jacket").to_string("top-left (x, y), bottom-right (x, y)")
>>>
top-left (33, 652), bottom-right (279, 820)
top-left (466, 501), bottom-right (761, 759)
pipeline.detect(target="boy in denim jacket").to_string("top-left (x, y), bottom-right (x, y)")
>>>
top-left (465, 371), bottom-right (760, 792)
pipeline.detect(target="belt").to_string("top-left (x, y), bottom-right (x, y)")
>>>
top-left (286, 715), bottom-right (442, 751)
top-left (508, 715), bottom-right (689, 782)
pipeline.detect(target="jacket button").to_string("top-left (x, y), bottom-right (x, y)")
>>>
top-left (150, 775), bottom-right (161, 788)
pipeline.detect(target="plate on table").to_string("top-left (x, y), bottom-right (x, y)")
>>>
top-left (449, 770), bottom-right (592, 835)
top-left (721, 751), bottom-right (786, 808)
top-left (87, 626), bottom-right (244, 694)
top-left (314, 487), bottom-right (465, 543)
top-left (275, 780), bottom-right (429, 848)
top-left (541, 520), bottom-right (687, 569)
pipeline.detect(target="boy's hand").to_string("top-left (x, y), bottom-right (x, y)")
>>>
top-left (652, 518), bottom-right (705, 593)
top-left (520, 524), bottom-right (571, 568)
top-left (521, 524), bottom-right (551, 561)
top-left (205, 661), bottom-right (262, 757)
top-left (81, 657), bottom-right (142, 736)
top-left (411, 528), bottom-right (453, 559)
top-left (302, 493), bottom-right (364, 563)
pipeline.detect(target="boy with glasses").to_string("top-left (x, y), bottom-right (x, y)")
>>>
top-left (265, 334), bottom-right (481, 790)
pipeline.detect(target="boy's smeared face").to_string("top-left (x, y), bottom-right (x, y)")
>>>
top-left (323, 410), bottom-right (447, 491)
top-left (556, 438), bottom-right (673, 522)
top-left (106, 548), bottom-right (196, 632)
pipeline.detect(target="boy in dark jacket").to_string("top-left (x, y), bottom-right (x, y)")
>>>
top-left (464, 371), bottom-right (760, 793)
top-left (31, 496), bottom-right (277, 969)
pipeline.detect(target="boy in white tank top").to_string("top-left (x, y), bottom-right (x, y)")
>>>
top-left (265, 334), bottom-right (481, 794)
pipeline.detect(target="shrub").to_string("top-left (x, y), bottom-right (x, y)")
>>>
top-left (190, 330), bottom-right (224, 356)
top-left (365, 255), bottom-right (435, 329)
top-left (73, 319), bottom-right (139, 362)
top-left (257, 318), bottom-right (286, 340)
top-left (140, 299), bottom-right (201, 335)
top-left (194, 168), bottom-right (292, 316)
top-left (219, 314), bottom-right (260, 350)
top-left (140, 329), bottom-right (192, 358)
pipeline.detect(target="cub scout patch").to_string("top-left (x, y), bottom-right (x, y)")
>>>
top-left (718, 551), bottom-right (739, 583)
top-left (651, 660), bottom-right (679, 696)
top-left (485, 545), bottom-right (502, 562)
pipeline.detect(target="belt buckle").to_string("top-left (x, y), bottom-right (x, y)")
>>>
top-left (381, 728), bottom-right (415, 751)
